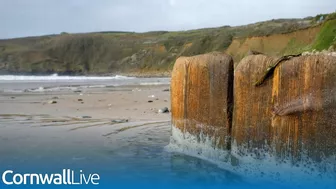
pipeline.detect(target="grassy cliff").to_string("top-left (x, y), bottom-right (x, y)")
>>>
top-left (0, 13), bottom-right (335, 76)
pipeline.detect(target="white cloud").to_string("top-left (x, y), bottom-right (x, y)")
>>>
top-left (169, 0), bottom-right (176, 6)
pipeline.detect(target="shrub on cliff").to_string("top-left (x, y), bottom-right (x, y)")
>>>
top-left (311, 19), bottom-right (336, 51)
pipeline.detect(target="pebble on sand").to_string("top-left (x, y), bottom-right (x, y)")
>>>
top-left (111, 119), bottom-right (128, 123)
top-left (158, 107), bottom-right (169, 113)
top-left (48, 100), bottom-right (57, 104)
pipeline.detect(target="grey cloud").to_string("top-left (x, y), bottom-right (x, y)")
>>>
top-left (0, 0), bottom-right (335, 39)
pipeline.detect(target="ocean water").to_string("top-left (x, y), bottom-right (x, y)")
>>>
top-left (0, 74), bottom-right (335, 189)
top-left (0, 116), bottom-right (252, 189)
top-left (0, 74), bottom-right (170, 93)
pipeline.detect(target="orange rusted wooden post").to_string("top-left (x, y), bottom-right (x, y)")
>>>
top-left (233, 54), bottom-right (336, 163)
top-left (233, 55), bottom-right (277, 154)
top-left (271, 55), bottom-right (336, 162)
top-left (171, 52), bottom-right (234, 150)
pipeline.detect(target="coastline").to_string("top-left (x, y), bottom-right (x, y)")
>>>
top-left (0, 71), bottom-right (172, 78)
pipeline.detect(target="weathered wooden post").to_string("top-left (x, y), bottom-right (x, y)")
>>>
top-left (233, 54), bottom-right (336, 165)
top-left (170, 52), bottom-right (234, 151)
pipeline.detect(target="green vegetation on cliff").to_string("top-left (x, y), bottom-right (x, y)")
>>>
top-left (0, 12), bottom-right (335, 75)
top-left (311, 19), bottom-right (336, 51)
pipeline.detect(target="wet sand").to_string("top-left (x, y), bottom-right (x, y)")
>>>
top-left (0, 85), bottom-right (172, 169)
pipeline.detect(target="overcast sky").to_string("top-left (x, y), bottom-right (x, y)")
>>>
top-left (0, 0), bottom-right (335, 39)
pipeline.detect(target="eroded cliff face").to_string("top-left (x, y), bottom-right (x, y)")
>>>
top-left (2, 15), bottom-right (335, 75)
top-left (233, 54), bottom-right (336, 163)
top-left (171, 52), bottom-right (234, 150)
top-left (226, 26), bottom-right (322, 64)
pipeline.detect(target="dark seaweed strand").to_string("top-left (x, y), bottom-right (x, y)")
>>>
top-left (254, 53), bottom-right (302, 87)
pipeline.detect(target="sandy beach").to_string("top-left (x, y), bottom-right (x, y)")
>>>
top-left (0, 84), bottom-right (176, 171)
top-left (0, 85), bottom-right (171, 121)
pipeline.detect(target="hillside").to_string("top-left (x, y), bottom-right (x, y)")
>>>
top-left (0, 13), bottom-right (335, 76)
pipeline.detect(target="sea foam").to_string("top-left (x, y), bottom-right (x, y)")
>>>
top-left (166, 126), bottom-right (336, 188)
top-left (0, 74), bottom-right (135, 81)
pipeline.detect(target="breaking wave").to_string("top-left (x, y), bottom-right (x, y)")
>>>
top-left (0, 74), bottom-right (135, 81)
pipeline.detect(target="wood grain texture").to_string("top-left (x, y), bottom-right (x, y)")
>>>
top-left (233, 54), bottom-right (336, 162)
top-left (171, 52), bottom-right (234, 149)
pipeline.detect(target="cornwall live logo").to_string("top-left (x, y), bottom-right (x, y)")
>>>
top-left (1, 169), bottom-right (100, 185)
